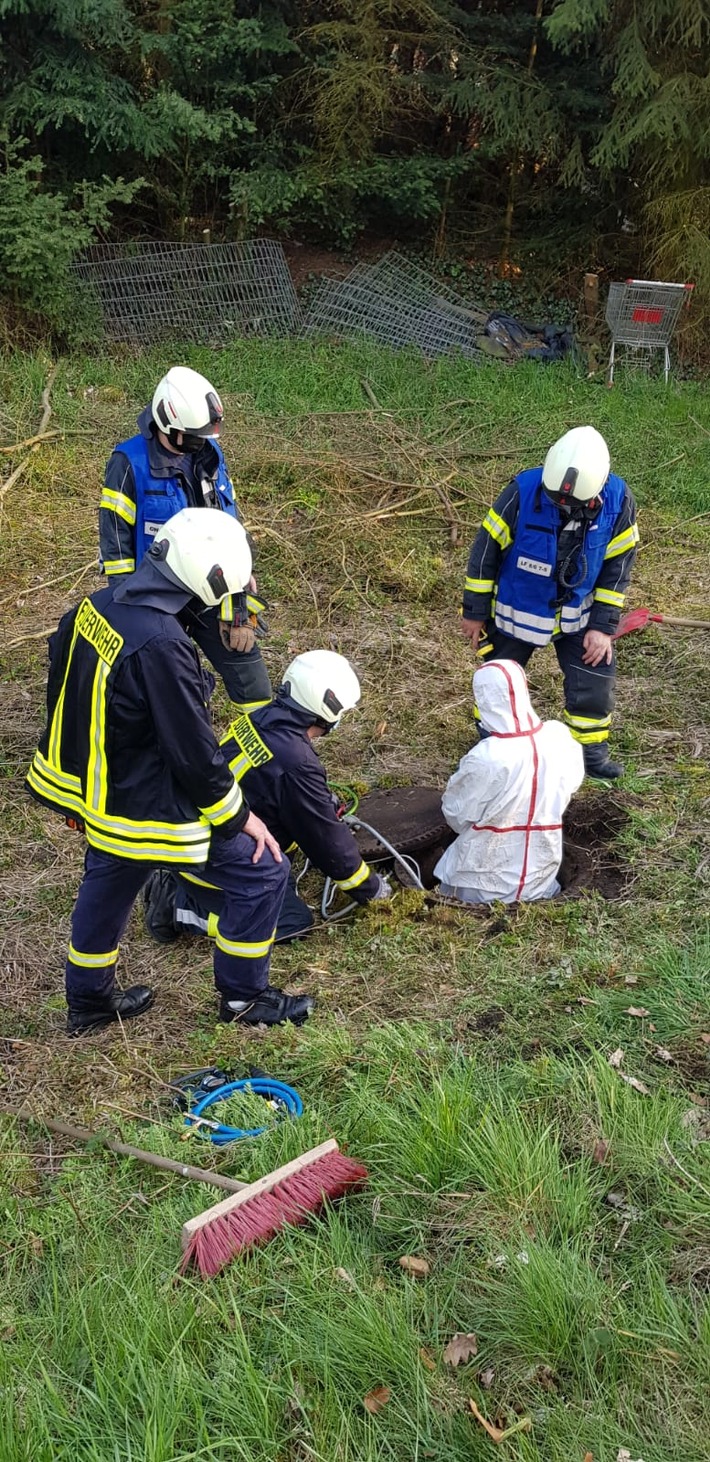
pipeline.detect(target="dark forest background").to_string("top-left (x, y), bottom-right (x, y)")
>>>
top-left (1, 0), bottom-right (708, 337)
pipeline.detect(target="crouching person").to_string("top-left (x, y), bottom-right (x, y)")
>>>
top-left (26, 508), bottom-right (314, 1035)
top-left (143, 650), bottom-right (391, 946)
top-left (434, 660), bottom-right (584, 904)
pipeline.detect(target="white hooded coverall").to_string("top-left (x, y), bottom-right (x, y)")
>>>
top-left (434, 659), bottom-right (585, 903)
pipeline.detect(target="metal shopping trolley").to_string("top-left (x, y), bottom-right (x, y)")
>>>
top-left (605, 278), bottom-right (693, 385)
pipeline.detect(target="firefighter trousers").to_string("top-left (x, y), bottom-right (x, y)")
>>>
top-left (66, 836), bottom-right (289, 1004)
top-left (479, 624), bottom-right (615, 745)
top-left (184, 605), bottom-right (272, 712)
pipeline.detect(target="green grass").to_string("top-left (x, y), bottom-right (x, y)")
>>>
top-left (1, 340), bottom-right (710, 1460)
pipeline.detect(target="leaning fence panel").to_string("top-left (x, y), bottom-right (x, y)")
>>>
top-left (73, 240), bottom-right (301, 344)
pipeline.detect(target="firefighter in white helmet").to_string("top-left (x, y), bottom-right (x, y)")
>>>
top-left (460, 426), bottom-right (639, 779)
top-left (99, 366), bottom-right (272, 712)
top-left (142, 650), bottom-right (391, 947)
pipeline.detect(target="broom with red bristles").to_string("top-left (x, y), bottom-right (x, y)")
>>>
top-left (6, 1111), bottom-right (369, 1279)
top-left (181, 1137), bottom-right (368, 1276)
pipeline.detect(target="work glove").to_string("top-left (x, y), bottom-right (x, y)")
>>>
top-left (219, 620), bottom-right (256, 654)
top-left (372, 874), bottom-right (393, 901)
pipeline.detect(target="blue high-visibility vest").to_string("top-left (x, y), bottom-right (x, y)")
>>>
top-left (495, 467), bottom-right (627, 645)
top-left (115, 433), bottom-right (237, 561)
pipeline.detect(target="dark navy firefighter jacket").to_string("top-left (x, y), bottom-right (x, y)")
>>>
top-left (218, 694), bottom-right (380, 903)
top-left (26, 565), bottom-right (249, 866)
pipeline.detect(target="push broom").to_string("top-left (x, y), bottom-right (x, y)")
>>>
top-left (6, 1110), bottom-right (368, 1278)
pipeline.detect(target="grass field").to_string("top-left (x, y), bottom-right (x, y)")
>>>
top-left (1, 342), bottom-right (709, 1462)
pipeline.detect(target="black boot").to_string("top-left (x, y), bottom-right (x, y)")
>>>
top-left (583, 745), bottom-right (624, 781)
top-left (67, 984), bottom-right (154, 1037)
top-left (219, 985), bottom-right (315, 1027)
top-left (143, 870), bottom-right (180, 944)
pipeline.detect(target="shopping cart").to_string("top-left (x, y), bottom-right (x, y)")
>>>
top-left (605, 278), bottom-right (693, 384)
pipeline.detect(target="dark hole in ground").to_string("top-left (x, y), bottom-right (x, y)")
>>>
top-left (353, 786), bottom-right (633, 902)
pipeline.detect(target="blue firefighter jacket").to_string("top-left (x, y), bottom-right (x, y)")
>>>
top-left (99, 406), bottom-right (238, 575)
top-left (216, 694), bottom-right (380, 903)
top-left (493, 467), bottom-right (628, 645)
top-left (26, 568), bottom-right (248, 865)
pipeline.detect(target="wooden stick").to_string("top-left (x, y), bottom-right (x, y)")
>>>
top-left (0, 365), bottom-right (57, 504)
top-left (659, 615), bottom-right (710, 630)
top-left (0, 427), bottom-right (92, 454)
top-left (181, 1138), bottom-right (339, 1248)
top-left (0, 558), bottom-right (97, 607)
top-left (360, 379), bottom-right (386, 412)
top-left (5, 1110), bottom-right (248, 1194)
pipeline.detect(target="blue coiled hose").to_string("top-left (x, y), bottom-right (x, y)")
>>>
top-left (187, 1077), bottom-right (303, 1145)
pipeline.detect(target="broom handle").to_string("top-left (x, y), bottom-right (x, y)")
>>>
top-left (660, 615), bottom-right (710, 630)
top-left (5, 1110), bottom-right (248, 1194)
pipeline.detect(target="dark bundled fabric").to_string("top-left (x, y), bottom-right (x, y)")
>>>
top-left (483, 313), bottom-right (574, 363)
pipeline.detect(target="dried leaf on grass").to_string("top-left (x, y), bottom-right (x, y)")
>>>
top-left (592, 1138), bottom-right (610, 1164)
top-left (583, 1454), bottom-right (594, 1462)
top-left (479, 1367), bottom-right (495, 1389)
top-left (443, 1332), bottom-right (478, 1366)
top-left (469, 1400), bottom-right (532, 1443)
top-left (419, 1347), bottom-right (436, 1371)
top-left (624, 974), bottom-right (638, 986)
top-left (700, 1033), bottom-right (710, 1045)
top-left (617, 1450), bottom-right (645, 1462)
top-left (334, 1267), bottom-right (356, 1288)
top-left (624, 1006), bottom-right (650, 1018)
top-left (618, 1072), bottom-right (651, 1095)
top-left (363, 1385), bottom-right (391, 1415)
top-left (608, 1047), bottom-right (625, 1068)
top-left (655, 1047), bottom-right (674, 1064)
top-left (398, 1255), bottom-right (430, 1278)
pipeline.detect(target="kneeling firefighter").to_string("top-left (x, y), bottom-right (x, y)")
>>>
top-left (460, 426), bottom-right (639, 779)
top-left (143, 650), bottom-right (391, 946)
top-left (27, 508), bottom-right (314, 1035)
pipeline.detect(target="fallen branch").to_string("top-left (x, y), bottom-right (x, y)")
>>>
top-left (0, 559), bottom-right (97, 607)
top-left (0, 364), bottom-right (58, 505)
top-left (360, 378), bottom-right (386, 412)
top-left (2, 626), bottom-right (56, 652)
top-left (0, 427), bottom-right (91, 455)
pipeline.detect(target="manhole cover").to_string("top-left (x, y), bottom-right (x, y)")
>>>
top-left (353, 787), bottom-right (450, 858)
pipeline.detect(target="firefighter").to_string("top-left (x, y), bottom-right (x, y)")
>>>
top-left (99, 365), bottom-right (271, 711)
top-left (142, 650), bottom-right (392, 945)
top-left (460, 426), bottom-right (639, 779)
top-left (27, 508), bottom-right (314, 1035)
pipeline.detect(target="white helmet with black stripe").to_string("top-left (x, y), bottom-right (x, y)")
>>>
top-left (281, 651), bottom-right (361, 730)
top-left (149, 508), bottom-right (251, 608)
top-left (542, 426), bottom-right (610, 504)
top-left (152, 366), bottom-right (224, 453)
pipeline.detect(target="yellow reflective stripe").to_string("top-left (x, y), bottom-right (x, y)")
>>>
top-left (228, 752), bottom-right (251, 782)
top-left (232, 699), bottom-right (271, 713)
top-left (27, 762), bottom-right (85, 817)
top-left (104, 558), bottom-right (135, 575)
top-left (29, 753), bottom-right (208, 843)
top-left (335, 859), bottom-right (371, 892)
top-left (200, 779), bottom-right (243, 826)
top-left (48, 615), bottom-right (83, 769)
top-left (564, 712), bottom-right (612, 728)
top-left (284, 841), bottom-right (298, 855)
top-left (86, 660), bottom-right (110, 815)
top-left (180, 871), bottom-right (220, 889)
top-left (476, 642), bottom-right (495, 659)
top-left (215, 927), bottom-right (276, 959)
top-left (568, 728), bottom-right (610, 745)
top-left (594, 587), bottom-right (625, 607)
top-left (219, 595), bottom-right (234, 622)
top-left (482, 508), bottom-right (512, 550)
top-left (604, 525), bottom-right (639, 560)
top-left (86, 827), bottom-right (210, 863)
top-left (207, 912), bottom-right (219, 938)
top-left (100, 488), bottom-right (136, 526)
top-left (465, 577), bottom-right (495, 594)
top-left (68, 942), bottom-right (119, 968)
top-left (246, 594), bottom-right (265, 615)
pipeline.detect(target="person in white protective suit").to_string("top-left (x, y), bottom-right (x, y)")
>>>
top-left (434, 659), bottom-right (584, 903)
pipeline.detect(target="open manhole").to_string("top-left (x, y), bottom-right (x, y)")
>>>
top-left (353, 786), bottom-right (631, 901)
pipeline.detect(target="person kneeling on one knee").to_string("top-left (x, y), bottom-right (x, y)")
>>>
top-left (435, 660), bottom-right (584, 904)
top-left (460, 426), bottom-right (638, 780)
top-left (26, 507), bottom-right (313, 1036)
top-left (142, 650), bottom-right (391, 948)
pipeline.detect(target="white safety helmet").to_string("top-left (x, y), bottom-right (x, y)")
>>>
top-left (281, 650), bottom-right (361, 729)
top-left (152, 366), bottom-right (224, 452)
top-left (149, 508), bottom-right (252, 607)
top-left (542, 426), bottom-right (610, 504)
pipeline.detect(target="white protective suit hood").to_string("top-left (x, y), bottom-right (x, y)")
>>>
top-left (434, 660), bottom-right (584, 904)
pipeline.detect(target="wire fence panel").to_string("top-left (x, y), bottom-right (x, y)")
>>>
top-left (73, 240), bottom-right (301, 344)
top-left (301, 252), bottom-right (489, 361)
top-left (605, 280), bottom-right (692, 348)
